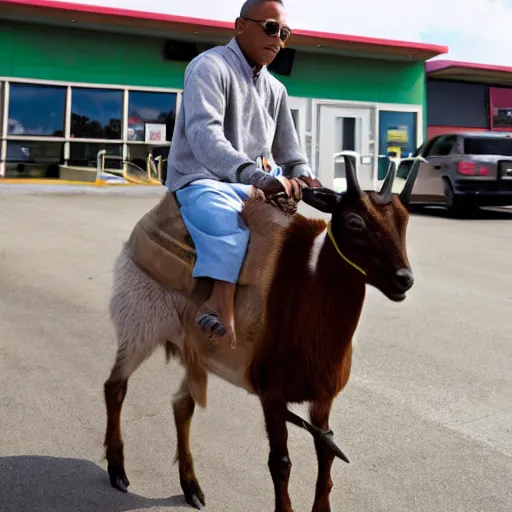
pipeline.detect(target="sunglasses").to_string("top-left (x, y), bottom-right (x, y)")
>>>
top-left (243, 17), bottom-right (292, 43)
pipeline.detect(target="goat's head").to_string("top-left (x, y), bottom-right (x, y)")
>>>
top-left (302, 152), bottom-right (425, 302)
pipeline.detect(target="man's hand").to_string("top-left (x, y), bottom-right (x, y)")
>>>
top-left (277, 176), bottom-right (304, 201)
top-left (245, 170), bottom-right (302, 200)
top-left (297, 175), bottom-right (322, 188)
top-left (239, 165), bottom-right (314, 204)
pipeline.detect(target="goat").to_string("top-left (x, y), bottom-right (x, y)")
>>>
top-left (103, 152), bottom-right (423, 512)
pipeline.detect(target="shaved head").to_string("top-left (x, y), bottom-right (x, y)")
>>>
top-left (235, 0), bottom-right (289, 68)
top-left (240, 0), bottom-right (284, 18)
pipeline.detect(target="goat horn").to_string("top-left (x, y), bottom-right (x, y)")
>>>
top-left (285, 409), bottom-right (350, 463)
top-left (378, 159), bottom-right (397, 202)
top-left (337, 150), bottom-right (362, 195)
top-left (399, 156), bottom-right (427, 206)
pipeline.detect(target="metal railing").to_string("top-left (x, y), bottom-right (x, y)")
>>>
top-left (95, 148), bottom-right (168, 185)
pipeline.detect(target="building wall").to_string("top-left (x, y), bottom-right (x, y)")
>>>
top-left (427, 79), bottom-right (489, 129)
top-left (426, 78), bottom-right (512, 140)
top-left (0, 19), bottom-right (427, 181)
top-left (0, 20), bottom-right (426, 106)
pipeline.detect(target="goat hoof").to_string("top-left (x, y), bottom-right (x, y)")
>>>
top-left (108, 463), bottom-right (130, 493)
top-left (182, 479), bottom-right (205, 509)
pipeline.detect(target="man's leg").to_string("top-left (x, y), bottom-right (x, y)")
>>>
top-left (176, 182), bottom-right (251, 347)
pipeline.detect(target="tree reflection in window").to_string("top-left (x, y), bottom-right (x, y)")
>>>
top-left (69, 142), bottom-right (123, 170)
top-left (128, 91), bottom-right (176, 142)
top-left (71, 87), bottom-right (123, 139)
top-left (8, 83), bottom-right (65, 136)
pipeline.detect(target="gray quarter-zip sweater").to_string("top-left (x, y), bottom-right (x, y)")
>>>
top-left (165, 37), bottom-right (313, 192)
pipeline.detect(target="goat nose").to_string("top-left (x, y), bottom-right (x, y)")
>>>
top-left (395, 268), bottom-right (414, 291)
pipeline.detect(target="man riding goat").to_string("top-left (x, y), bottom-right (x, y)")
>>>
top-left (165, 0), bottom-right (320, 348)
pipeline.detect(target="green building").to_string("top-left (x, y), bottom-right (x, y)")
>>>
top-left (0, 0), bottom-right (447, 188)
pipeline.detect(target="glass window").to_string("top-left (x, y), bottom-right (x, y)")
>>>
top-left (8, 83), bottom-right (66, 137)
top-left (464, 136), bottom-right (512, 156)
top-left (290, 109), bottom-right (300, 133)
top-left (5, 140), bottom-right (64, 178)
top-left (71, 87), bottom-right (123, 140)
top-left (127, 91), bottom-right (176, 142)
top-left (396, 159), bottom-right (416, 180)
top-left (333, 116), bottom-right (358, 180)
top-left (127, 143), bottom-right (170, 181)
top-left (428, 135), bottom-right (457, 156)
top-left (69, 142), bottom-right (123, 170)
top-left (378, 110), bottom-right (417, 180)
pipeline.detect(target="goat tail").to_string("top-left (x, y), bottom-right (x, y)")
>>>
top-left (164, 340), bottom-right (181, 364)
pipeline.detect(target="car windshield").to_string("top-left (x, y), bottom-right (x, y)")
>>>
top-left (464, 136), bottom-right (512, 156)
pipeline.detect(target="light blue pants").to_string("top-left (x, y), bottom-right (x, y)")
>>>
top-left (175, 168), bottom-right (282, 284)
top-left (176, 180), bottom-right (254, 283)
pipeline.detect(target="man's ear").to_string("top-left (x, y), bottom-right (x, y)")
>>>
top-left (235, 17), bottom-right (245, 35)
top-left (301, 187), bottom-right (341, 214)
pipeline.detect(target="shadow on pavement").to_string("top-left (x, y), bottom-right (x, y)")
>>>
top-left (0, 455), bottom-right (187, 512)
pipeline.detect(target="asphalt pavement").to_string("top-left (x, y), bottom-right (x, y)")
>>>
top-left (0, 185), bottom-right (510, 512)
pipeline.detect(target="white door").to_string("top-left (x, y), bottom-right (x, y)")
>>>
top-left (318, 105), bottom-right (373, 191)
top-left (288, 97), bottom-right (308, 155)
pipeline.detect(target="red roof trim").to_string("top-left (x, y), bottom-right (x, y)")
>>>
top-left (426, 59), bottom-right (512, 75)
top-left (4, 0), bottom-right (448, 55)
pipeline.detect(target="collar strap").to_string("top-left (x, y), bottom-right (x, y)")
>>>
top-left (326, 222), bottom-right (367, 276)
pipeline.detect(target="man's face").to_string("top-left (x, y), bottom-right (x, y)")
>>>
top-left (235, 2), bottom-right (291, 67)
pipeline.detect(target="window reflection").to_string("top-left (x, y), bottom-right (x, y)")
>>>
top-left (6, 141), bottom-right (64, 178)
top-left (128, 91), bottom-right (176, 142)
top-left (378, 111), bottom-right (417, 180)
top-left (127, 143), bottom-right (170, 181)
top-left (8, 83), bottom-right (65, 137)
top-left (71, 88), bottom-right (123, 140)
top-left (69, 142), bottom-right (123, 170)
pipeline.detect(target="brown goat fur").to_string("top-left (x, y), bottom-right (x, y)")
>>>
top-left (248, 213), bottom-right (362, 404)
top-left (103, 154), bottom-right (421, 511)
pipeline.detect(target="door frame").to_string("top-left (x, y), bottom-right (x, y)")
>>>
top-left (317, 103), bottom-right (374, 189)
top-left (311, 99), bottom-right (423, 190)
top-left (287, 96), bottom-right (308, 156)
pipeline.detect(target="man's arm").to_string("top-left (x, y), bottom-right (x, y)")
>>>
top-left (271, 89), bottom-right (314, 179)
top-left (183, 55), bottom-right (288, 191)
top-left (182, 55), bottom-right (255, 182)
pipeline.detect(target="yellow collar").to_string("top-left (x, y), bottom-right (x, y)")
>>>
top-left (326, 222), bottom-right (367, 276)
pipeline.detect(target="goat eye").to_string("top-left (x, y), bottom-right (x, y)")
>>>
top-left (345, 213), bottom-right (366, 231)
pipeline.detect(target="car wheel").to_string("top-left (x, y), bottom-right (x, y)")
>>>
top-left (443, 180), bottom-right (477, 217)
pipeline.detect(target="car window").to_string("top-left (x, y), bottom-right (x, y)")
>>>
top-left (418, 138), bottom-right (438, 157)
top-left (428, 135), bottom-right (458, 156)
top-left (463, 136), bottom-right (512, 156)
top-left (396, 159), bottom-right (416, 180)
top-left (413, 143), bottom-right (425, 157)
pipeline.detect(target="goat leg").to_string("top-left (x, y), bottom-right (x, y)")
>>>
top-left (310, 400), bottom-right (336, 512)
top-left (285, 409), bottom-right (350, 464)
top-left (104, 376), bottom-right (130, 492)
top-left (173, 379), bottom-right (205, 510)
top-left (262, 399), bottom-right (294, 512)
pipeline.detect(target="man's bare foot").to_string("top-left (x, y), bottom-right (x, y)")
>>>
top-left (196, 306), bottom-right (237, 349)
top-left (195, 280), bottom-right (238, 349)
top-left (195, 306), bottom-right (226, 337)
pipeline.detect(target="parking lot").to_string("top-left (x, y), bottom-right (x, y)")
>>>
top-left (0, 185), bottom-right (511, 512)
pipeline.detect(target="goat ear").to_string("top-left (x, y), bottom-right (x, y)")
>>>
top-left (302, 187), bottom-right (340, 214)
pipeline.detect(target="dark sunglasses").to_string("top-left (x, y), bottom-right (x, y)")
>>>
top-left (243, 17), bottom-right (292, 43)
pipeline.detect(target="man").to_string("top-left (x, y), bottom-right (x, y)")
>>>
top-left (165, 0), bottom-right (320, 348)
